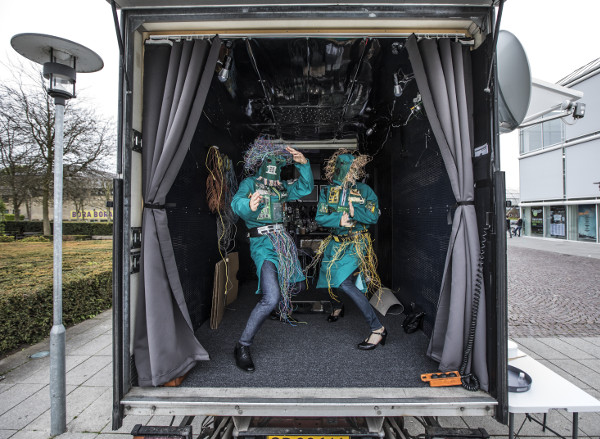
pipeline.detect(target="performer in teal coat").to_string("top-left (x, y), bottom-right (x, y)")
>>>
top-left (309, 149), bottom-right (387, 350)
top-left (230, 137), bottom-right (313, 371)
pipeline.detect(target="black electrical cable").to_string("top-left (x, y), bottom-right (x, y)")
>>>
top-left (459, 222), bottom-right (491, 391)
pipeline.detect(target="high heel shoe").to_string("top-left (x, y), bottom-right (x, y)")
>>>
top-left (357, 328), bottom-right (388, 350)
top-left (327, 305), bottom-right (345, 322)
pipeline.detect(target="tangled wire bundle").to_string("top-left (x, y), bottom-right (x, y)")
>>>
top-left (323, 148), bottom-right (372, 185)
top-left (205, 146), bottom-right (238, 254)
top-left (266, 229), bottom-right (304, 323)
top-left (243, 135), bottom-right (293, 175)
top-left (206, 146), bottom-right (226, 213)
top-left (305, 232), bottom-right (382, 304)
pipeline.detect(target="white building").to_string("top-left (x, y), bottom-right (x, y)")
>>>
top-left (519, 59), bottom-right (600, 243)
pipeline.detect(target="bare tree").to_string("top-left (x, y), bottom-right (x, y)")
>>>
top-left (0, 95), bottom-right (40, 220)
top-left (0, 60), bottom-right (115, 235)
top-left (64, 174), bottom-right (94, 221)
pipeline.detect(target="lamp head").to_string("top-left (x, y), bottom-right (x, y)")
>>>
top-left (10, 33), bottom-right (103, 103)
top-left (43, 49), bottom-right (77, 99)
top-left (393, 73), bottom-right (403, 97)
top-left (218, 55), bottom-right (232, 83)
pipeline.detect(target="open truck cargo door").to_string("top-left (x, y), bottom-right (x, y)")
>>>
top-left (108, 0), bottom-right (515, 432)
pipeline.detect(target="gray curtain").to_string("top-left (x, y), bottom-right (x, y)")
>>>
top-left (406, 35), bottom-right (488, 391)
top-left (134, 37), bottom-right (221, 387)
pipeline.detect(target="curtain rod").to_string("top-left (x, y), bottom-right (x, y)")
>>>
top-left (147, 33), bottom-right (472, 43)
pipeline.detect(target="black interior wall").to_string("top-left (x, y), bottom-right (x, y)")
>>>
top-left (366, 40), bottom-right (455, 337)
top-left (167, 76), bottom-right (249, 330)
top-left (390, 120), bottom-right (455, 336)
top-left (370, 128), bottom-right (455, 339)
top-left (370, 133), bottom-right (393, 288)
top-left (369, 119), bottom-right (455, 339)
top-left (166, 129), bottom-right (217, 330)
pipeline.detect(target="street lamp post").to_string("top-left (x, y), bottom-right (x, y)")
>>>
top-left (10, 33), bottom-right (103, 436)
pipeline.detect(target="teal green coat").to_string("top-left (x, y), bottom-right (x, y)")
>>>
top-left (231, 161), bottom-right (314, 292)
top-left (315, 182), bottom-right (380, 290)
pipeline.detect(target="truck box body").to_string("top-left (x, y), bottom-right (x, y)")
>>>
top-left (109, 0), bottom-right (508, 430)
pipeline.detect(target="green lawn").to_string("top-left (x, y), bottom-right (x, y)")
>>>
top-left (0, 240), bottom-right (112, 296)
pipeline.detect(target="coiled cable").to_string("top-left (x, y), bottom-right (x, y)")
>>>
top-left (459, 223), bottom-right (491, 391)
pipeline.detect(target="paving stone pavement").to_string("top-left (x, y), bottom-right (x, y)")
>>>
top-left (0, 237), bottom-right (599, 438)
top-left (507, 239), bottom-right (600, 338)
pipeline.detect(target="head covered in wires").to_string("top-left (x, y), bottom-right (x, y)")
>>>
top-left (243, 135), bottom-right (294, 184)
top-left (324, 149), bottom-right (372, 187)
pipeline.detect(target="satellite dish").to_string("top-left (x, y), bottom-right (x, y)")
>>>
top-left (497, 30), bottom-right (531, 133)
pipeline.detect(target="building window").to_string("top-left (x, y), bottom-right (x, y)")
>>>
top-left (520, 124), bottom-right (542, 154)
top-left (577, 204), bottom-right (597, 242)
top-left (549, 205), bottom-right (567, 239)
top-left (520, 116), bottom-right (564, 154)
top-left (531, 207), bottom-right (544, 236)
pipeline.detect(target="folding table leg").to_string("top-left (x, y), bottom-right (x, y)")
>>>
top-left (509, 413), bottom-right (514, 439)
top-left (572, 412), bottom-right (578, 439)
top-left (543, 413), bottom-right (547, 431)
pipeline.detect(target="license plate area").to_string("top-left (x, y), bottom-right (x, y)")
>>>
top-left (237, 417), bottom-right (374, 439)
top-left (268, 436), bottom-right (350, 439)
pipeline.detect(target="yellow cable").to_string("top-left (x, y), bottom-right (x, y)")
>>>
top-left (306, 232), bottom-right (382, 303)
top-left (205, 146), bottom-right (230, 295)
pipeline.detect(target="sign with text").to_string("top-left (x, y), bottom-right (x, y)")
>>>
top-left (578, 205), bottom-right (597, 242)
top-left (70, 210), bottom-right (113, 220)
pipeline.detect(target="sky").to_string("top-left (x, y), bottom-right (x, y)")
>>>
top-left (0, 0), bottom-right (599, 191)
top-left (0, 0), bottom-right (119, 119)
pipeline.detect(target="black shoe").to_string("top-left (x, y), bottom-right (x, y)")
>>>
top-left (357, 328), bottom-right (388, 350)
top-left (234, 343), bottom-right (255, 372)
top-left (327, 305), bottom-right (345, 322)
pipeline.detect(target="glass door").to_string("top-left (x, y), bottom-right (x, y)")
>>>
top-left (549, 205), bottom-right (566, 239)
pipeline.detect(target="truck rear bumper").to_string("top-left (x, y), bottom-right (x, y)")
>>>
top-left (122, 387), bottom-right (496, 418)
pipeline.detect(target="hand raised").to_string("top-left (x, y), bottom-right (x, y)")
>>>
top-left (286, 146), bottom-right (307, 164)
top-left (249, 192), bottom-right (263, 212)
top-left (340, 212), bottom-right (353, 227)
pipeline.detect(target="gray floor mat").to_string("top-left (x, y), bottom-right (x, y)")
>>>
top-left (184, 282), bottom-right (439, 388)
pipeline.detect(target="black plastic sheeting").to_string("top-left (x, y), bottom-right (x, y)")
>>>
top-left (214, 37), bottom-right (385, 141)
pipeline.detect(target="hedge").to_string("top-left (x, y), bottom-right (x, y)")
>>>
top-left (0, 241), bottom-right (112, 355)
top-left (3, 214), bottom-right (25, 221)
top-left (2, 221), bottom-right (113, 236)
top-left (0, 272), bottom-right (112, 354)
